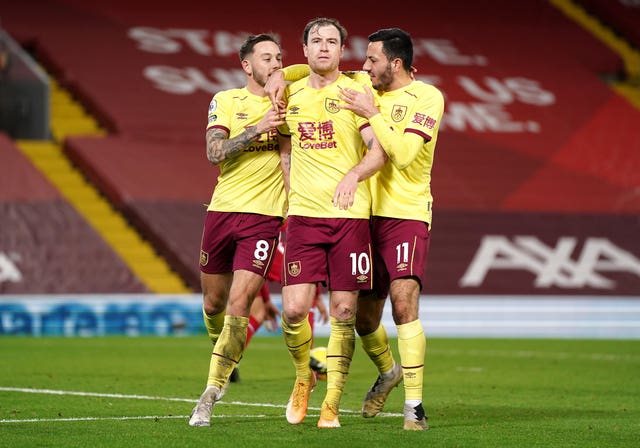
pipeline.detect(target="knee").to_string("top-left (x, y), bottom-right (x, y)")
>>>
top-left (282, 303), bottom-right (307, 324)
top-left (332, 302), bottom-right (356, 321)
top-left (203, 291), bottom-right (226, 315)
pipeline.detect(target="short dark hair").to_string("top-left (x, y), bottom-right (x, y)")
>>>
top-left (368, 28), bottom-right (413, 71)
top-left (239, 33), bottom-right (280, 61)
top-left (302, 17), bottom-right (348, 46)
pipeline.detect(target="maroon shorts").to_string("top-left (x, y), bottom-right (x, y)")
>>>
top-left (283, 215), bottom-right (373, 291)
top-left (370, 217), bottom-right (430, 299)
top-left (199, 211), bottom-right (282, 277)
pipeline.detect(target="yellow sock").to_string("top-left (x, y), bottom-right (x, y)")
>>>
top-left (281, 314), bottom-right (313, 379)
top-left (202, 305), bottom-right (226, 345)
top-left (360, 323), bottom-right (395, 374)
top-left (397, 319), bottom-right (426, 402)
top-left (324, 316), bottom-right (355, 409)
top-left (206, 315), bottom-right (247, 388)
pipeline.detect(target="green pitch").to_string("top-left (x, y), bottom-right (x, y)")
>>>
top-left (1, 336), bottom-right (638, 447)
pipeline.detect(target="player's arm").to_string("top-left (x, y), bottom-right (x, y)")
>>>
top-left (206, 107), bottom-right (284, 165)
top-left (264, 64), bottom-right (310, 108)
top-left (314, 290), bottom-right (329, 324)
top-left (259, 287), bottom-right (280, 331)
top-left (277, 132), bottom-right (291, 195)
top-left (333, 126), bottom-right (387, 210)
top-left (263, 300), bottom-right (280, 331)
top-left (368, 113), bottom-right (425, 170)
top-left (281, 64), bottom-right (311, 81)
top-left (265, 66), bottom-right (367, 107)
top-left (338, 85), bottom-right (432, 170)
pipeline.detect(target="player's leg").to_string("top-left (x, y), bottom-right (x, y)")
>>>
top-left (366, 217), bottom-right (430, 429)
top-left (280, 216), bottom-right (328, 425)
top-left (390, 277), bottom-right (428, 430)
top-left (191, 211), bottom-right (235, 427)
top-left (281, 282), bottom-right (317, 424)
top-left (307, 286), bottom-right (319, 377)
top-left (190, 270), bottom-right (264, 427)
top-left (230, 283), bottom-right (270, 383)
top-left (387, 219), bottom-right (430, 430)
top-left (201, 272), bottom-right (231, 345)
top-left (189, 273), bottom-right (232, 427)
top-left (317, 217), bottom-right (371, 428)
top-left (357, 292), bottom-right (402, 418)
top-left (317, 289), bottom-right (358, 428)
top-left (246, 284), bottom-right (269, 346)
top-left (190, 213), bottom-right (280, 427)
top-left (205, 216), bottom-right (280, 393)
top-left (356, 217), bottom-right (402, 418)
top-left (356, 293), bottom-right (395, 375)
top-left (207, 270), bottom-right (265, 385)
top-left (198, 211), bottom-right (234, 346)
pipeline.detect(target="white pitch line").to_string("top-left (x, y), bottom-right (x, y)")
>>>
top-left (1, 415), bottom-right (190, 423)
top-left (0, 386), bottom-right (404, 423)
top-left (0, 387), bottom-right (194, 403)
top-left (0, 387), bottom-right (360, 413)
top-left (0, 413), bottom-right (394, 424)
top-left (429, 348), bottom-right (640, 362)
top-left (0, 414), bottom-right (275, 423)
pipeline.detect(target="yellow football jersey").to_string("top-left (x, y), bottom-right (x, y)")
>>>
top-left (368, 80), bottom-right (444, 225)
top-left (206, 87), bottom-right (286, 217)
top-left (279, 74), bottom-right (372, 219)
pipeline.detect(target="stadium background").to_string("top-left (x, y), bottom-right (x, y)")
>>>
top-left (1, 0), bottom-right (639, 338)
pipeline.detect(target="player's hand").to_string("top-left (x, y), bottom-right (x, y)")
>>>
top-left (265, 70), bottom-right (286, 110)
top-left (332, 171), bottom-right (358, 210)
top-left (256, 106), bottom-right (286, 135)
top-left (338, 85), bottom-right (378, 119)
top-left (314, 293), bottom-right (329, 324)
top-left (264, 301), bottom-right (280, 332)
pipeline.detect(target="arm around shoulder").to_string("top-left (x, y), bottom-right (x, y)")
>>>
top-left (368, 114), bottom-right (423, 170)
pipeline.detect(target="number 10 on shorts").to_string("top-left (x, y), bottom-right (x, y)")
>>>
top-left (349, 252), bottom-right (371, 276)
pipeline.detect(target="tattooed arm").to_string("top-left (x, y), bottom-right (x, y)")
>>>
top-left (206, 107), bottom-right (285, 165)
top-left (205, 126), bottom-right (260, 165)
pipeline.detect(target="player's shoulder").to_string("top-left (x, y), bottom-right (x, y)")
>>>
top-left (284, 77), bottom-right (310, 101)
top-left (341, 70), bottom-right (371, 85)
top-left (214, 87), bottom-right (250, 102)
top-left (287, 77), bottom-right (310, 91)
top-left (408, 80), bottom-right (444, 100)
top-left (338, 72), bottom-right (367, 88)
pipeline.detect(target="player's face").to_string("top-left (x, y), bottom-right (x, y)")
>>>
top-left (248, 41), bottom-right (283, 87)
top-left (363, 41), bottom-right (394, 91)
top-left (303, 24), bottom-right (343, 75)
